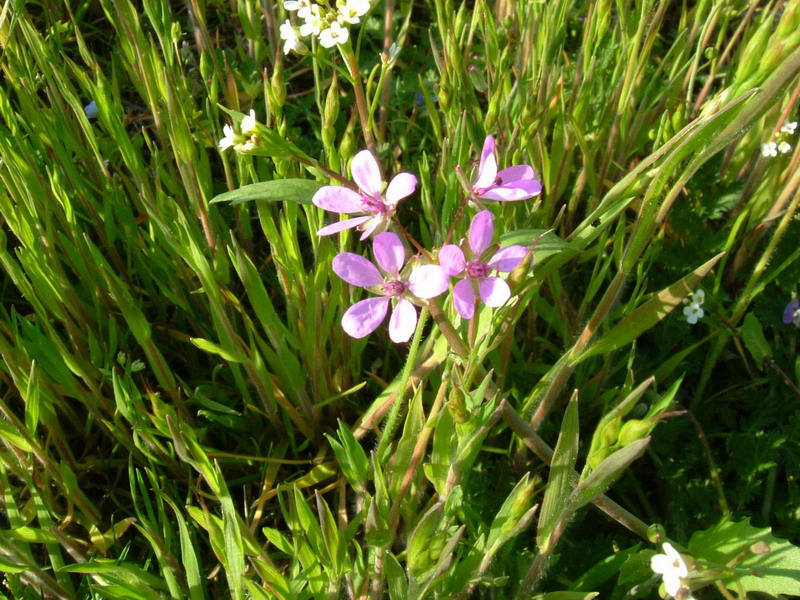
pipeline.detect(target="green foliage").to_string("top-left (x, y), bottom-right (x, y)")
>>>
top-left (0, 0), bottom-right (799, 598)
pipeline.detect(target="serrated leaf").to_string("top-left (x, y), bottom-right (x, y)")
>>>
top-left (209, 179), bottom-right (323, 205)
top-left (741, 313), bottom-right (772, 370)
top-left (688, 518), bottom-right (800, 596)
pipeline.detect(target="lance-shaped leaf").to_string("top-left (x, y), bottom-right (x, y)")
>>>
top-left (575, 252), bottom-right (723, 363)
top-left (537, 392), bottom-right (579, 548)
top-left (209, 179), bottom-right (324, 205)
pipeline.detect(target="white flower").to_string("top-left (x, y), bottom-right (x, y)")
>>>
top-left (338, 0), bottom-right (370, 24)
top-left (279, 20), bottom-right (307, 54)
top-left (319, 21), bottom-right (349, 48)
top-left (300, 4), bottom-right (323, 37)
top-left (241, 110), bottom-right (257, 136)
top-left (84, 100), bottom-right (99, 119)
top-left (218, 124), bottom-right (241, 151)
top-left (284, 0), bottom-right (313, 18)
top-left (381, 42), bottom-right (401, 65)
top-left (761, 142), bottom-right (777, 157)
top-left (780, 121), bottom-right (797, 135)
top-left (691, 289), bottom-right (704, 305)
top-left (778, 141), bottom-right (792, 154)
top-left (683, 303), bottom-right (704, 325)
top-left (651, 543), bottom-right (689, 598)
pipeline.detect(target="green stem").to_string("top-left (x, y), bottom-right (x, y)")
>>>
top-left (339, 41), bottom-right (376, 153)
top-left (375, 306), bottom-right (429, 462)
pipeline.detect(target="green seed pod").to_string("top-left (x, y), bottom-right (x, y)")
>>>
top-left (776, 0), bottom-right (800, 40)
top-left (704, 46), bottom-right (718, 60)
top-left (447, 386), bottom-right (469, 424)
top-left (617, 418), bottom-right (654, 447)
top-left (670, 104), bottom-right (684, 134)
top-left (322, 74), bottom-right (339, 149)
top-left (587, 447), bottom-right (610, 471)
top-left (270, 61), bottom-right (286, 111)
top-left (601, 415), bottom-right (622, 447)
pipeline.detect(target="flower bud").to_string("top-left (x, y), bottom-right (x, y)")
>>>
top-left (617, 418), bottom-right (654, 447)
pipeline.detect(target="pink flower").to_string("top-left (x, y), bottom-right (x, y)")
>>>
top-left (472, 135), bottom-right (542, 201)
top-left (333, 232), bottom-right (449, 342)
top-left (313, 150), bottom-right (418, 240)
top-left (438, 210), bottom-right (527, 319)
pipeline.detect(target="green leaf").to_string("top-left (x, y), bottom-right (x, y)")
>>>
top-left (209, 179), bottom-right (323, 205)
top-left (570, 438), bottom-right (650, 509)
top-left (326, 420), bottom-right (369, 493)
top-left (499, 229), bottom-right (579, 264)
top-left (537, 393), bottom-right (579, 548)
top-left (688, 518), bottom-right (800, 597)
top-left (190, 337), bottom-right (248, 363)
top-left (532, 593), bottom-right (598, 600)
top-left (741, 313), bottom-right (772, 370)
top-left (576, 252), bottom-right (724, 363)
top-left (0, 527), bottom-right (58, 544)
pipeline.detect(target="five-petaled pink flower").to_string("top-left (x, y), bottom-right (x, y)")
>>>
top-left (472, 135), bottom-right (542, 201)
top-left (438, 210), bottom-right (528, 319)
top-left (333, 232), bottom-right (449, 342)
top-left (314, 150), bottom-right (418, 239)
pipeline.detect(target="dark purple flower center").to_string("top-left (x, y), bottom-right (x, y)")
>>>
top-left (381, 280), bottom-right (405, 297)
top-left (467, 262), bottom-right (490, 279)
top-left (361, 194), bottom-right (388, 215)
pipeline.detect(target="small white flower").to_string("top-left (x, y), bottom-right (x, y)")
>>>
top-left (218, 124), bottom-right (241, 151)
top-left (691, 289), bottom-right (704, 305)
top-left (284, 0), bottom-right (313, 18)
top-left (338, 0), bottom-right (370, 24)
top-left (651, 543), bottom-right (689, 598)
top-left (683, 303), bottom-right (704, 325)
top-left (761, 142), bottom-right (778, 157)
top-left (778, 141), bottom-right (792, 154)
top-left (84, 100), bottom-right (99, 119)
top-left (319, 21), bottom-right (349, 48)
top-left (240, 110), bottom-right (257, 136)
top-left (300, 4), bottom-right (323, 37)
top-left (279, 20), bottom-right (307, 54)
top-left (780, 121), bottom-right (797, 135)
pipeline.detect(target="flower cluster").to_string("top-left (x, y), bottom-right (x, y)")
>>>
top-left (651, 543), bottom-right (693, 599)
top-left (682, 289), bottom-right (704, 325)
top-left (315, 136), bottom-right (541, 342)
top-left (280, 0), bottom-right (371, 53)
top-left (219, 110), bottom-right (259, 154)
top-left (784, 298), bottom-right (800, 328)
top-left (761, 119), bottom-right (796, 157)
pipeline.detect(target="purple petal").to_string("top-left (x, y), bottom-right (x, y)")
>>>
top-left (469, 210), bottom-right (495, 256)
top-left (342, 297), bottom-right (389, 338)
top-left (373, 232), bottom-right (405, 277)
top-left (784, 299), bottom-right (800, 324)
top-left (332, 253), bottom-right (384, 287)
top-left (497, 164), bottom-right (535, 183)
top-left (351, 150), bottom-right (382, 197)
top-left (317, 216), bottom-right (371, 236)
top-left (389, 299), bottom-right (417, 343)
top-left (478, 277), bottom-right (511, 307)
top-left (479, 179), bottom-right (542, 201)
top-left (359, 217), bottom-right (384, 240)
top-left (407, 265), bottom-right (449, 299)
top-left (313, 186), bottom-right (364, 213)
top-left (453, 279), bottom-right (476, 320)
top-left (489, 245), bottom-right (528, 272)
top-left (438, 244), bottom-right (466, 276)
top-left (474, 136), bottom-right (497, 190)
top-left (385, 172), bottom-right (417, 205)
